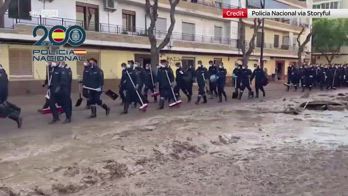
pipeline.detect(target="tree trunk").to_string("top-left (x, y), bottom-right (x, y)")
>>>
top-left (0, 0), bottom-right (12, 28)
top-left (150, 47), bottom-right (159, 68)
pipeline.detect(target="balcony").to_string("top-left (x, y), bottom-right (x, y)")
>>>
top-left (1, 14), bottom-right (237, 51)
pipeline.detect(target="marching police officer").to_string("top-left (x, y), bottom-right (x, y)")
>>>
top-left (83, 58), bottom-right (110, 118)
top-left (119, 63), bottom-right (127, 104)
top-left (120, 61), bottom-right (138, 114)
top-left (317, 65), bottom-right (326, 91)
top-left (232, 62), bottom-right (242, 97)
top-left (134, 62), bottom-right (146, 107)
top-left (251, 64), bottom-right (266, 98)
top-left (157, 59), bottom-right (175, 109)
top-left (303, 64), bottom-right (316, 92)
top-left (174, 62), bottom-right (189, 101)
top-left (0, 65), bottom-right (22, 128)
top-left (59, 62), bottom-right (73, 123)
top-left (217, 62), bottom-right (227, 102)
top-left (208, 60), bottom-right (218, 98)
top-left (326, 64), bottom-right (335, 90)
top-left (184, 64), bottom-right (195, 102)
top-left (195, 60), bottom-right (208, 105)
top-left (143, 63), bottom-right (157, 103)
top-left (239, 64), bottom-right (254, 100)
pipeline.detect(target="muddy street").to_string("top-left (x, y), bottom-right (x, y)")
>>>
top-left (0, 89), bottom-right (348, 196)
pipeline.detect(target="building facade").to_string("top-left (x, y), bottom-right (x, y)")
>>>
top-left (0, 0), bottom-right (309, 95)
top-left (312, 0), bottom-right (348, 65)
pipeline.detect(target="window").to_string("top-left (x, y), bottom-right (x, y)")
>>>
top-left (156, 17), bottom-right (167, 38)
top-left (9, 48), bottom-right (33, 78)
top-left (321, 3), bottom-right (325, 8)
top-left (215, 1), bottom-right (222, 8)
top-left (325, 3), bottom-right (330, 8)
top-left (76, 3), bottom-right (99, 31)
top-left (214, 58), bottom-right (222, 65)
top-left (274, 35), bottom-right (279, 48)
top-left (8, 0), bottom-right (31, 20)
top-left (122, 10), bottom-right (136, 32)
top-left (331, 2), bottom-right (338, 9)
top-left (256, 32), bottom-right (262, 47)
top-left (282, 36), bottom-right (290, 50)
top-left (214, 26), bottom-right (222, 43)
top-left (182, 22), bottom-right (195, 41)
top-left (181, 57), bottom-right (195, 70)
top-left (191, 0), bottom-right (197, 3)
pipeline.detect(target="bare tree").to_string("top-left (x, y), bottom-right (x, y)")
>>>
top-left (0, 0), bottom-right (12, 27)
top-left (145, 0), bottom-right (180, 67)
top-left (238, 18), bottom-right (262, 66)
top-left (296, 25), bottom-right (313, 65)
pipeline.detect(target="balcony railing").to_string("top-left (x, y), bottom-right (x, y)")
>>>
top-left (183, 0), bottom-right (237, 9)
top-left (2, 14), bottom-right (237, 47)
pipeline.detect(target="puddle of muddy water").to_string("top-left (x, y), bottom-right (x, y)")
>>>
top-left (298, 110), bottom-right (348, 147)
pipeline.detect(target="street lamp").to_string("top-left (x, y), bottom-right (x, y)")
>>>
top-left (260, 0), bottom-right (265, 69)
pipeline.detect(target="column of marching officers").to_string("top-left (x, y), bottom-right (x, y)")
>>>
top-left (1, 60), bottom-right (347, 128)
top-left (285, 63), bottom-right (348, 92)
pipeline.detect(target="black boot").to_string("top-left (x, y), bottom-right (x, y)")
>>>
top-left (187, 95), bottom-right (192, 103)
top-left (49, 118), bottom-right (60, 124)
top-left (121, 102), bottom-right (129, 114)
top-left (9, 114), bottom-right (22, 128)
top-left (203, 95), bottom-right (207, 104)
top-left (256, 91), bottom-right (259, 98)
top-left (195, 96), bottom-right (201, 105)
top-left (102, 104), bottom-right (110, 116)
top-left (238, 92), bottom-right (243, 100)
top-left (89, 106), bottom-right (97, 118)
top-left (63, 118), bottom-right (71, 124)
top-left (154, 95), bottom-right (158, 103)
top-left (218, 95), bottom-right (222, 103)
top-left (158, 99), bottom-right (165, 109)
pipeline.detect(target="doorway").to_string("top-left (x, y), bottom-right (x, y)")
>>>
top-left (275, 60), bottom-right (285, 80)
top-left (134, 54), bottom-right (151, 68)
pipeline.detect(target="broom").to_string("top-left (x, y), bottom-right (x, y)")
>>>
top-left (232, 76), bottom-right (238, 99)
top-left (149, 65), bottom-right (160, 97)
top-left (165, 70), bottom-right (182, 107)
top-left (126, 70), bottom-right (148, 111)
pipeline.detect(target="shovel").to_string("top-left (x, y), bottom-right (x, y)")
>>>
top-left (75, 83), bottom-right (83, 107)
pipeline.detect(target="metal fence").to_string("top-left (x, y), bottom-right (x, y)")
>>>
top-left (2, 13), bottom-right (298, 51)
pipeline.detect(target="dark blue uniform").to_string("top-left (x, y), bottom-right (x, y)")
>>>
top-left (119, 67), bottom-right (126, 104)
top-left (303, 66), bottom-right (316, 91)
top-left (217, 66), bottom-right (227, 102)
top-left (208, 64), bottom-right (218, 97)
top-left (317, 66), bottom-right (326, 90)
top-left (232, 66), bottom-right (242, 95)
top-left (174, 67), bottom-right (189, 100)
top-left (83, 64), bottom-right (110, 118)
top-left (195, 65), bottom-right (208, 104)
top-left (251, 67), bottom-right (266, 98)
top-left (143, 67), bottom-right (157, 103)
top-left (157, 66), bottom-right (175, 109)
top-left (48, 64), bottom-right (72, 123)
top-left (0, 66), bottom-right (22, 128)
top-left (239, 67), bottom-right (254, 99)
top-left (326, 66), bottom-right (335, 90)
top-left (120, 67), bottom-right (141, 113)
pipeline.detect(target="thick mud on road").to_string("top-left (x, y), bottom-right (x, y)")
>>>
top-left (0, 91), bottom-right (348, 196)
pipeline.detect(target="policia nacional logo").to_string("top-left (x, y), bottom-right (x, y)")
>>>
top-left (32, 25), bottom-right (87, 62)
